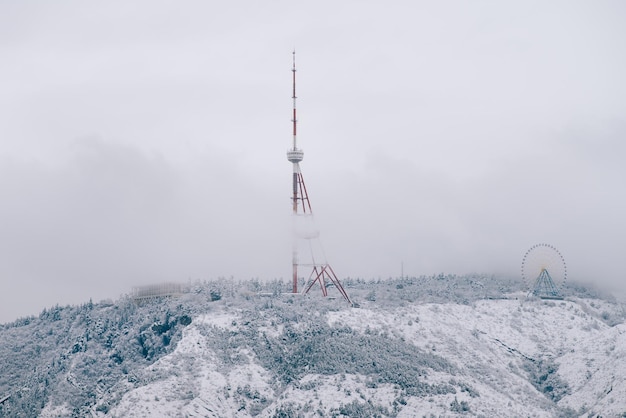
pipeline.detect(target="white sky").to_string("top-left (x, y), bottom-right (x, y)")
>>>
top-left (1, 1), bottom-right (625, 322)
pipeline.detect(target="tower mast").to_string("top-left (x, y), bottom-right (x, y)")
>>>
top-left (291, 51), bottom-right (298, 153)
top-left (285, 52), bottom-right (351, 304)
top-left (286, 51), bottom-right (307, 293)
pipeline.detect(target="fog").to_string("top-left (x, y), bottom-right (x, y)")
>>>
top-left (1, 1), bottom-right (625, 322)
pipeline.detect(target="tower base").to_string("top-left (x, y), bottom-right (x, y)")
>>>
top-left (302, 264), bottom-right (352, 305)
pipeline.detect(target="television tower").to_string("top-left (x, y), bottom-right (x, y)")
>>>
top-left (286, 51), bottom-right (351, 304)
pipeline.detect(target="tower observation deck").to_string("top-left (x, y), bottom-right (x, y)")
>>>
top-left (286, 149), bottom-right (303, 163)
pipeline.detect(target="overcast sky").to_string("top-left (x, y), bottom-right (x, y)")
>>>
top-left (1, 1), bottom-right (625, 322)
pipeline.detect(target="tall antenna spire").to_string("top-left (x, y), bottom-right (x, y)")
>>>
top-left (292, 50), bottom-right (297, 150)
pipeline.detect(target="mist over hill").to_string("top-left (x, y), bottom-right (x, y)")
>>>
top-left (1, 275), bottom-right (624, 417)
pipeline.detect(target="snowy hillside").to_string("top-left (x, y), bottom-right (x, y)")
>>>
top-left (1, 276), bottom-right (625, 417)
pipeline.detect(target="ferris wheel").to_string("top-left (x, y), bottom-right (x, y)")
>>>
top-left (521, 243), bottom-right (567, 299)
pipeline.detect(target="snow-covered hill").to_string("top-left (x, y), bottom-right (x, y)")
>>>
top-left (100, 296), bottom-right (626, 417)
top-left (1, 276), bottom-right (625, 417)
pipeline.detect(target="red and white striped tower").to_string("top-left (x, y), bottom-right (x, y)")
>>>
top-left (286, 52), bottom-right (351, 304)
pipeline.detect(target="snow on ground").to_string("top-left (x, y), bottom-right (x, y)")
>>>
top-left (558, 322), bottom-right (626, 416)
top-left (40, 403), bottom-right (73, 418)
top-left (103, 297), bottom-right (625, 417)
top-left (106, 310), bottom-right (274, 418)
top-left (194, 310), bottom-right (240, 330)
top-left (328, 297), bottom-right (625, 417)
top-left (265, 373), bottom-right (398, 416)
top-left (328, 298), bottom-right (607, 361)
